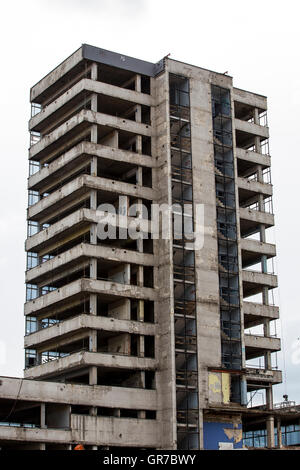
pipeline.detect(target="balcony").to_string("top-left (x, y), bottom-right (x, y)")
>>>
top-left (29, 109), bottom-right (152, 164)
top-left (70, 414), bottom-right (158, 448)
top-left (26, 243), bottom-right (154, 286)
top-left (245, 334), bottom-right (281, 360)
top-left (29, 78), bottom-right (154, 134)
top-left (235, 119), bottom-right (269, 140)
top-left (233, 88), bottom-right (267, 112)
top-left (242, 270), bottom-right (277, 297)
top-left (240, 238), bottom-right (276, 268)
top-left (26, 208), bottom-right (151, 253)
top-left (28, 142), bottom-right (154, 194)
top-left (24, 278), bottom-right (157, 318)
top-left (0, 376), bottom-right (156, 410)
top-left (243, 301), bottom-right (279, 328)
top-left (238, 177), bottom-right (272, 207)
top-left (236, 148), bottom-right (271, 175)
top-left (245, 367), bottom-right (282, 386)
top-left (24, 350), bottom-right (157, 380)
top-left (28, 174), bottom-right (155, 224)
top-left (24, 314), bottom-right (156, 351)
top-left (239, 207), bottom-right (274, 237)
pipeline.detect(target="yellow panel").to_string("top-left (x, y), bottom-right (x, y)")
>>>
top-left (221, 372), bottom-right (230, 404)
top-left (209, 373), bottom-right (221, 393)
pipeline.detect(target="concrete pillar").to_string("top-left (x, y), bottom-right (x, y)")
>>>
top-left (91, 93), bottom-right (97, 113)
top-left (91, 123), bottom-right (97, 144)
top-left (199, 409), bottom-right (204, 450)
top-left (277, 417), bottom-right (282, 448)
top-left (135, 105), bottom-right (142, 123)
top-left (40, 403), bottom-right (46, 428)
top-left (91, 63), bottom-right (98, 81)
top-left (255, 135), bottom-right (261, 154)
top-left (266, 385), bottom-right (273, 410)
top-left (89, 330), bottom-right (97, 353)
top-left (254, 108), bottom-right (259, 126)
top-left (267, 415), bottom-right (275, 448)
top-left (89, 405), bottom-right (97, 417)
top-left (135, 75), bottom-right (141, 93)
top-left (89, 366), bottom-right (97, 386)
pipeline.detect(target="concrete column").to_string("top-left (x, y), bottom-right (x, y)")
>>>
top-left (199, 409), bottom-right (204, 449)
top-left (91, 93), bottom-right (97, 113)
top-left (91, 123), bottom-right (97, 144)
top-left (135, 75), bottom-right (141, 93)
top-left (91, 63), bottom-right (98, 81)
top-left (266, 385), bottom-right (273, 410)
top-left (277, 417), bottom-right (282, 448)
top-left (254, 108), bottom-right (259, 126)
top-left (36, 351), bottom-right (42, 366)
top-left (266, 385), bottom-right (275, 447)
top-left (89, 330), bottom-right (97, 353)
top-left (89, 404), bottom-right (97, 417)
top-left (91, 156), bottom-right (97, 179)
top-left (40, 403), bottom-right (46, 428)
top-left (138, 335), bottom-right (145, 358)
top-left (135, 104), bottom-right (142, 123)
top-left (89, 366), bottom-right (97, 386)
top-left (255, 135), bottom-right (261, 154)
top-left (267, 415), bottom-right (275, 448)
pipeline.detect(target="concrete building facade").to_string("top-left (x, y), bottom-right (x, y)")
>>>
top-left (0, 44), bottom-right (290, 450)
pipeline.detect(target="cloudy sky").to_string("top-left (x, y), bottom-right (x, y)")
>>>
top-left (0, 0), bottom-right (299, 405)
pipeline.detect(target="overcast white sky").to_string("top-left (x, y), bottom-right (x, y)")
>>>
top-left (0, 0), bottom-right (299, 405)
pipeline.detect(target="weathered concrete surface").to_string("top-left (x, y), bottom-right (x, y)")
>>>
top-left (24, 314), bottom-right (156, 349)
top-left (236, 147), bottom-right (270, 168)
top-left (29, 109), bottom-right (152, 162)
top-left (244, 334), bottom-right (281, 352)
top-left (240, 239), bottom-right (276, 257)
top-left (30, 47), bottom-right (83, 102)
top-left (151, 70), bottom-right (177, 450)
top-left (0, 415), bottom-right (158, 447)
top-left (26, 243), bottom-right (155, 284)
top-left (0, 376), bottom-right (156, 410)
top-left (245, 368), bottom-right (282, 385)
top-left (28, 142), bottom-right (154, 192)
top-left (0, 426), bottom-right (71, 444)
top-left (24, 278), bottom-right (157, 316)
top-left (238, 177), bottom-right (273, 197)
top-left (239, 207), bottom-right (274, 225)
top-left (25, 208), bottom-right (151, 253)
top-left (243, 301), bottom-right (279, 321)
top-left (30, 78), bottom-right (154, 131)
top-left (242, 270), bottom-right (278, 288)
top-left (235, 118), bottom-right (269, 139)
top-left (24, 351), bottom-right (157, 379)
top-left (28, 174), bottom-right (156, 222)
top-left (233, 87), bottom-right (267, 110)
top-left (71, 414), bottom-right (158, 447)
